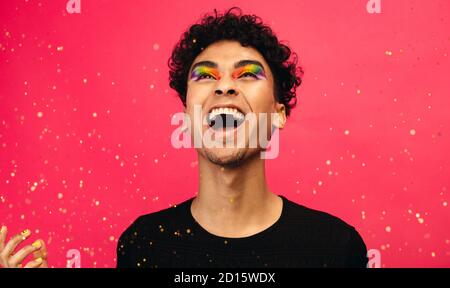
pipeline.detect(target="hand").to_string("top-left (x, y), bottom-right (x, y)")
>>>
top-left (0, 226), bottom-right (48, 268)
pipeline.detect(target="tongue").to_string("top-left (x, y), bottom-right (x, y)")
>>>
top-left (210, 114), bottom-right (237, 130)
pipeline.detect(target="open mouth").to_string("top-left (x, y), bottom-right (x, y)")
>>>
top-left (207, 107), bottom-right (245, 131)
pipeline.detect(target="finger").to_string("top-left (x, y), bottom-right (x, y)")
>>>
top-left (33, 240), bottom-right (48, 268)
top-left (24, 257), bottom-right (43, 268)
top-left (9, 241), bottom-right (42, 267)
top-left (0, 226), bottom-right (7, 251)
top-left (38, 258), bottom-right (48, 268)
top-left (32, 239), bottom-right (47, 260)
top-left (0, 229), bottom-right (31, 259)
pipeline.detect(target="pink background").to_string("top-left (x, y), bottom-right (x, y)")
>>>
top-left (0, 0), bottom-right (449, 268)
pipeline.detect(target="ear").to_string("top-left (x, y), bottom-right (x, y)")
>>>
top-left (274, 103), bottom-right (286, 129)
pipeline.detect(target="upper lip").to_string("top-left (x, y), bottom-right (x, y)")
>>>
top-left (208, 103), bottom-right (246, 115)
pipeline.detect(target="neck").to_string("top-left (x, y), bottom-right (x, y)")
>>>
top-left (191, 151), bottom-right (281, 237)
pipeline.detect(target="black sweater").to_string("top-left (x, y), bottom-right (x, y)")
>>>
top-left (117, 195), bottom-right (368, 268)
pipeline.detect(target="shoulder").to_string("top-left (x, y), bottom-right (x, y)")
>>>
top-left (119, 198), bottom-right (191, 241)
top-left (116, 198), bottom-right (192, 267)
top-left (283, 196), bottom-right (355, 230)
top-left (282, 196), bottom-right (368, 267)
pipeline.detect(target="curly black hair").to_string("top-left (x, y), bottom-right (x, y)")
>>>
top-left (168, 7), bottom-right (303, 117)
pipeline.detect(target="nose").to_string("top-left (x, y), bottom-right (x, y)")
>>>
top-left (215, 88), bottom-right (238, 96)
top-left (214, 75), bottom-right (239, 96)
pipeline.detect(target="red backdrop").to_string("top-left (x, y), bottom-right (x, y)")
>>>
top-left (0, 0), bottom-right (449, 268)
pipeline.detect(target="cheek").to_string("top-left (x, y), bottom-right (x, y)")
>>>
top-left (185, 84), bottom-right (211, 127)
top-left (241, 82), bottom-right (276, 113)
top-left (186, 83), bottom-right (211, 108)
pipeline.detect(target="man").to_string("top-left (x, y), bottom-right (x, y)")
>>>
top-left (116, 7), bottom-right (368, 268)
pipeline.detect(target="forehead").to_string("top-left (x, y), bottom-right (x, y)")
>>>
top-left (191, 40), bottom-right (269, 69)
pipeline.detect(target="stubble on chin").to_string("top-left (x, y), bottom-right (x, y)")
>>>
top-left (201, 147), bottom-right (265, 168)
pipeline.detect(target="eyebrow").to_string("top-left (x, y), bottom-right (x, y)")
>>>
top-left (190, 59), bottom-right (265, 74)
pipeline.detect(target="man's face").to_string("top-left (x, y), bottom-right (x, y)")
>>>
top-left (185, 40), bottom-right (285, 167)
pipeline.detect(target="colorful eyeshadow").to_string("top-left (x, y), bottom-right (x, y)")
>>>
top-left (232, 64), bottom-right (266, 79)
top-left (190, 66), bottom-right (221, 81)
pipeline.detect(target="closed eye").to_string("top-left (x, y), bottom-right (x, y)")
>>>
top-left (239, 72), bottom-right (258, 79)
top-left (197, 74), bottom-right (216, 80)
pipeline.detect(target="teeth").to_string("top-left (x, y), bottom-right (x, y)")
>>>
top-left (208, 107), bottom-right (244, 121)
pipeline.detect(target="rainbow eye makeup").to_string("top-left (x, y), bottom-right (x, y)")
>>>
top-left (232, 64), bottom-right (266, 80)
top-left (190, 66), bottom-right (221, 81)
top-left (190, 61), bottom-right (266, 81)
